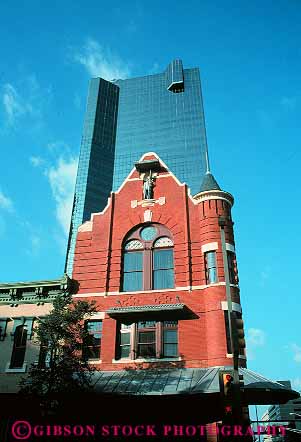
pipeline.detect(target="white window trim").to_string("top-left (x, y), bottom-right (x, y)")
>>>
top-left (226, 243), bottom-right (235, 253)
top-left (221, 301), bottom-right (242, 313)
top-left (226, 354), bottom-right (246, 360)
top-left (201, 242), bottom-right (218, 253)
top-left (89, 312), bottom-right (105, 320)
top-left (5, 362), bottom-right (27, 373)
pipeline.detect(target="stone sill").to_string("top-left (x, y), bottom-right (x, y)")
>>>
top-left (112, 357), bottom-right (182, 364)
top-left (5, 362), bottom-right (27, 373)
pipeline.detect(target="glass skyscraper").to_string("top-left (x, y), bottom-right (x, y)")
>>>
top-left (65, 59), bottom-right (209, 275)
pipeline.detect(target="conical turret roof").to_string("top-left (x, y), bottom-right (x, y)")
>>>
top-left (200, 172), bottom-right (221, 192)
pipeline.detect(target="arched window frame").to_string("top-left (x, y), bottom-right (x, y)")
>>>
top-left (121, 224), bottom-right (174, 292)
top-left (10, 324), bottom-right (27, 369)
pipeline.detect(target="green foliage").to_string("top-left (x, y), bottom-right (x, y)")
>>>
top-left (19, 294), bottom-right (97, 398)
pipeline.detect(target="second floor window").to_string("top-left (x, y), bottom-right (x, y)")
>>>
top-left (116, 320), bottom-right (178, 360)
top-left (122, 224), bottom-right (174, 292)
top-left (205, 251), bottom-right (218, 284)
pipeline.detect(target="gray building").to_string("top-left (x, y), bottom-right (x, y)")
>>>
top-left (261, 381), bottom-right (301, 441)
top-left (65, 59), bottom-right (209, 275)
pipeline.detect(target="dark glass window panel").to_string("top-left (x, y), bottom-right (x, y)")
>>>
top-left (83, 320), bottom-right (102, 360)
top-left (163, 326), bottom-right (178, 357)
top-left (38, 342), bottom-right (49, 368)
top-left (84, 346), bottom-right (100, 359)
top-left (163, 344), bottom-right (178, 357)
top-left (123, 252), bottom-right (143, 271)
top-left (153, 269), bottom-right (174, 289)
top-left (137, 331), bottom-right (156, 358)
top-left (163, 329), bottom-right (178, 344)
top-left (138, 331), bottom-right (155, 343)
top-left (224, 311), bottom-right (232, 354)
top-left (0, 320), bottom-right (7, 340)
top-left (120, 345), bottom-right (131, 358)
top-left (10, 326), bottom-right (27, 369)
top-left (137, 343), bottom-right (156, 358)
top-left (153, 249), bottom-right (173, 270)
top-left (227, 252), bottom-right (236, 284)
top-left (123, 272), bottom-right (143, 291)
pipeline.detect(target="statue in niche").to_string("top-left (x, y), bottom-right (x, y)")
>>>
top-left (143, 171), bottom-right (155, 199)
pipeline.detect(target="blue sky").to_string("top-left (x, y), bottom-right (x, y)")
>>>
top-left (0, 0), bottom-right (300, 408)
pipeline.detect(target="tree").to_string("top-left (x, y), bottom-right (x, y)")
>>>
top-left (19, 294), bottom-right (97, 413)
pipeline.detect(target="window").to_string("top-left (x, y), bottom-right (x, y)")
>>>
top-left (38, 341), bottom-right (50, 368)
top-left (205, 251), bottom-right (218, 284)
top-left (0, 319), bottom-right (7, 341)
top-left (82, 320), bottom-right (103, 360)
top-left (116, 320), bottom-right (178, 360)
top-left (227, 252), bottom-right (236, 284)
top-left (121, 224), bottom-right (174, 292)
top-left (10, 325), bottom-right (27, 369)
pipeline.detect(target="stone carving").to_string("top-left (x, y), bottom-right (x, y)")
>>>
top-left (143, 171), bottom-right (155, 199)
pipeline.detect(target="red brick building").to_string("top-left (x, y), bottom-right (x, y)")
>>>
top-left (69, 152), bottom-right (298, 436)
top-left (0, 152), bottom-right (298, 441)
top-left (72, 152), bottom-right (243, 373)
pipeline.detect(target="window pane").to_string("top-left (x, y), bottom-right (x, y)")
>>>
top-left (154, 237), bottom-right (173, 248)
top-left (120, 333), bottom-right (130, 345)
top-left (208, 268), bottom-right (217, 284)
top-left (85, 346), bottom-right (100, 359)
top-left (153, 269), bottom-right (174, 289)
top-left (123, 272), bottom-right (143, 291)
top-left (87, 321), bottom-right (103, 333)
top-left (120, 345), bottom-right (131, 358)
top-left (83, 320), bottom-right (102, 360)
top-left (124, 252), bottom-right (143, 271)
top-left (137, 330), bottom-right (156, 357)
top-left (164, 329), bottom-right (177, 343)
top-left (164, 343), bottom-right (178, 357)
top-left (206, 251), bottom-right (216, 268)
top-left (153, 249), bottom-right (173, 270)
top-left (138, 331), bottom-right (155, 343)
top-left (205, 251), bottom-right (217, 284)
top-left (227, 252), bottom-right (236, 284)
top-left (137, 343), bottom-right (156, 358)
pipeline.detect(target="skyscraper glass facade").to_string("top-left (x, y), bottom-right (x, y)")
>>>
top-left (65, 78), bottom-right (119, 275)
top-left (65, 59), bottom-right (208, 275)
top-left (113, 60), bottom-right (208, 193)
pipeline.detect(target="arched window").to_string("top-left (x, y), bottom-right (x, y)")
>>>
top-left (10, 324), bottom-right (27, 369)
top-left (122, 224), bottom-right (174, 292)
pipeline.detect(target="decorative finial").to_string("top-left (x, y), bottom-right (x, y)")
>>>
top-left (205, 149), bottom-right (211, 174)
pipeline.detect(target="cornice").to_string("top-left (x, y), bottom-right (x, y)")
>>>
top-left (193, 189), bottom-right (234, 207)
